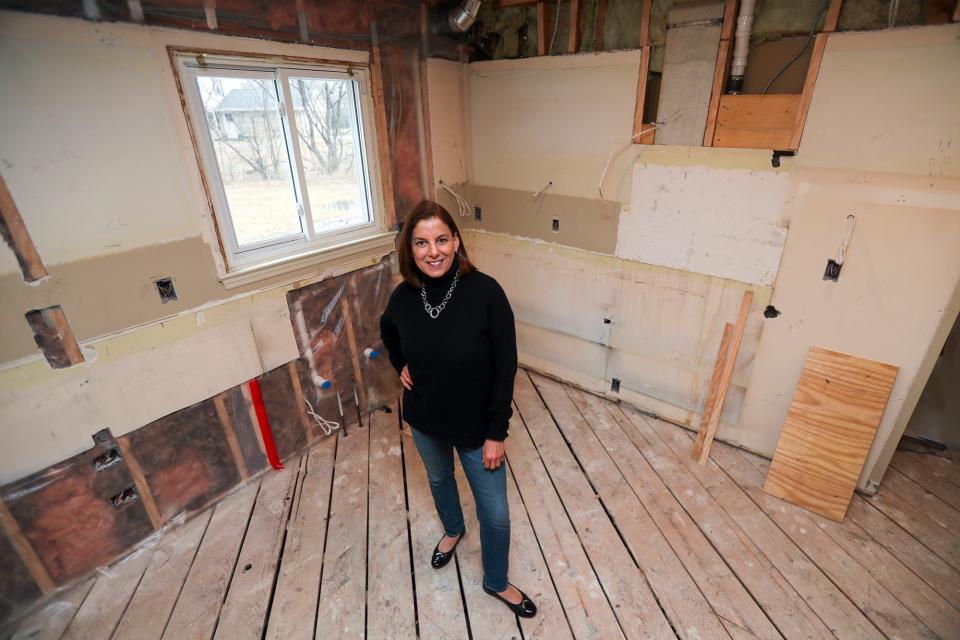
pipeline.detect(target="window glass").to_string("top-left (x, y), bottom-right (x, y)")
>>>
top-left (196, 75), bottom-right (301, 247)
top-left (287, 77), bottom-right (371, 234)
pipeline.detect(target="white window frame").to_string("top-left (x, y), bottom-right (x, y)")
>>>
top-left (174, 52), bottom-right (393, 288)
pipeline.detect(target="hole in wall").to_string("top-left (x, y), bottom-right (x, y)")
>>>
top-left (474, 206), bottom-right (482, 221)
top-left (155, 277), bottom-right (177, 303)
top-left (93, 447), bottom-right (122, 472)
top-left (551, 218), bottom-right (560, 233)
top-left (25, 305), bottom-right (84, 368)
top-left (243, 563), bottom-right (253, 571)
top-left (110, 486), bottom-right (139, 510)
top-left (763, 305), bottom-right (781, 318)
top-left (823, 260), bottom-right (842, 282)
top-left (610, 378), bottom-right (621, 393)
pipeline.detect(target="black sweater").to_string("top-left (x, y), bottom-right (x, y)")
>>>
top-left (379, 260), bottom-right (517, 448)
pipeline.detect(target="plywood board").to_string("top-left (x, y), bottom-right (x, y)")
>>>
top-left (764, 347), bottom-right (898, 521)
top-left (713, 94), bottom-right (801, 150)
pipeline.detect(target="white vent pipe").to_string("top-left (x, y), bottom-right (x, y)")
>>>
top-left (728, 0), bottom-right (757, 93)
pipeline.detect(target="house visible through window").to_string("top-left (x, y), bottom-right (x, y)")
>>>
top-left (176, 54), bottom-right (384, 275)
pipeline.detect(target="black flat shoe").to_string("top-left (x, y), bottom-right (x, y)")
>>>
top-left (430, 531), bottom-right (464, 569)
top-left (482, 584), bottom-right (537, 618)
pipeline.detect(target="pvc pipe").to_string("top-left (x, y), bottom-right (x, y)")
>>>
top-left (728, 0), bottom-right (756, 93)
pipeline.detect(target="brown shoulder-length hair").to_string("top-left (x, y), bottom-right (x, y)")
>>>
top-left (397, 200), bottom-right (475, 287)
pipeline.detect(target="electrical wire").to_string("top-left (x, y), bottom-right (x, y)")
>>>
top-left (598, 125), bottom-right (656, 204)
top-left (548, 0), bottom-right (562, 55)
top-left (888, 0), bottom-right (900, 29)
top-left (438, 180), bottom-right (472, 217)
top-left (761, 0), bottom-right (829, 95)
top-left (305, 396), bottom-right (340, 436)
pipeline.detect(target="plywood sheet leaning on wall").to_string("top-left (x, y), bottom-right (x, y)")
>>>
top-left (763, 347), bottom-right (899, 522)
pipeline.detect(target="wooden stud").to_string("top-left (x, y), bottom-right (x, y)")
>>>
top-left (954, 1), bottom-right (960, 22)
top-left (632, 46), bottom-right (652, 141)
top-left (214, 393), bottom-right (250, 479)
top-left (703, 0), bottom-right (739, 146)
top-left (127, 0), bottom-right (144, 23)
top-left (43, 306), bottom-right (85, 366)
top-left (691, 322), bottom-right (734, 459)
top-left (340, 299), bottom-right (369, 414)
top-left (713, 94), bottom-right (802, 150)
top-left (116, 439), bottom-right (163, 529)
top-left (0, 498), bottom-right (55, 593)
top-left (0, 172), bottom-right (48, 282)
top-left (692, 289), bottom-right (752, 464)
top-left (567, 0), bottom-right (581, 53)
top-left (631, 0), bottom-right (653, 141)
top-left (203, 0), bottom-right (217, 30)
top-left (639, 0), bottom-right (652, 47)
top-left (294, 0), bottom-right (309, 42)
top-left (286, 362), bottom-right (314, 443)
top-left (789, 32), bottom-right (828, 151)
top-left (370, 45), bottom-right (398, 230)
top-left (537, 2), bottom-right (548, 56)
top-left (595, 0), bottom-right (606, 50)
top-left (241, 383), bottom-right (268, 455)
top-left (824, 0), bottom-right (843, 33)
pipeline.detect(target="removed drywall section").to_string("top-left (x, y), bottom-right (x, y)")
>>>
top-left (617, 162), bottom-right (790, 286)
top-left (454, 184), bottom-right (620, 254)
top-left (796, 24), bottom-right (960, 177)
top-left (654, 2), bottom-right (724, 146)
top-left (469, 51), bottom-right (642, 201)
top-left (465, 229), bottom-right (767, 432)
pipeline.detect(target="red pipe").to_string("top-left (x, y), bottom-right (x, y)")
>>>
top-left (248, 379), bottom-right (284, 470)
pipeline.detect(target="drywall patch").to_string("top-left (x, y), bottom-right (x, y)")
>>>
top-left (452, 183), bottom-right (620, 255)
top-left (617, 163), bottom-right (790, 285)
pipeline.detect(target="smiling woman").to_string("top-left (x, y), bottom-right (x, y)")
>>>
top-left (379, 200), bottom-right (537, 618)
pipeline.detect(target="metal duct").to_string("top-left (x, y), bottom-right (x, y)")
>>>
top-left (448, 0), bottom-right (482, 33)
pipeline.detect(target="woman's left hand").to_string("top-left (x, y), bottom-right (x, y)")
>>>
top-left (482, 439), bottom-right (505, 470)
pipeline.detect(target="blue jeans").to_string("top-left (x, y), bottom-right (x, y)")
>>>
top-left (411, 428), bottom-right (510, 592)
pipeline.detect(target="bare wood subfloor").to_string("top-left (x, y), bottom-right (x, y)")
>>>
top-left (9, 370), bottom-right (960, 639)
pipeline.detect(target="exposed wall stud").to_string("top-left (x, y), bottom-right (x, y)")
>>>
top-left (115, 438), bottom-right (163, 528)
top-left (537, 2), bottom-right (548, 56)
top-left (703, 0), bottom-right (739, 146)
top-left (203, 0), bottom-right (218, 30)
top-left (595, 0), bottom-right (607, 50)
top-left (25, 306), bottom-right (84, 368)
top-left (214, 393), bottom-right (250, 479)
top-left (568, 0), bottom-right (581, 53)
top-left (127, 0), bottom-right (144, 23)
top-left (0, 172), bottom-right (48, 282)
top-left (0, 498), bottom-right (55, 594)
top-left (632, 0), bottom-right (653, 142)
top-left (295, 0), bottom-right (309, 42)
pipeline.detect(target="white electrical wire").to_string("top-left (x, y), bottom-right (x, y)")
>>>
top-left (598, 125), bottom-right (657, 203)
top-left (836, 215), bottom-right (856, 264)
top-left (548, 0), bottom-right (561, 55)
top-left (438, 180), bottom-right (471, 217)
top-left (888, 0), bottom-right (900, 29)
top-left (533, 181), bottom-right (553, 199)
top-left (305, 398), bottom-right (340, 436)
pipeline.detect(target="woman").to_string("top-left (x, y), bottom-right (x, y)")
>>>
top-left (379, 200), bottom-right (536, 618)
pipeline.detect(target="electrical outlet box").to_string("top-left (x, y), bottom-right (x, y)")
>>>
top-left (551, 218), bottom-right (560, 233)
top-left (823, 259), bottom-right (842, 282)
top-left (474, 206), bottom-right (482, 221)
top-left (610, 378), bottom-right (621, 393)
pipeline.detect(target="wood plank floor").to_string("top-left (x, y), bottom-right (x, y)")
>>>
top-left (8, 370), bottom-right (960, 639)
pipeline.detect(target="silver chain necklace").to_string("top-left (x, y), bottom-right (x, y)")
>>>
top-left (421, 270), bottom-right (459, 319)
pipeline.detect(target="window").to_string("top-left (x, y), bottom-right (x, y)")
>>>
top-left (175, 53), bottom-right (391, 285)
